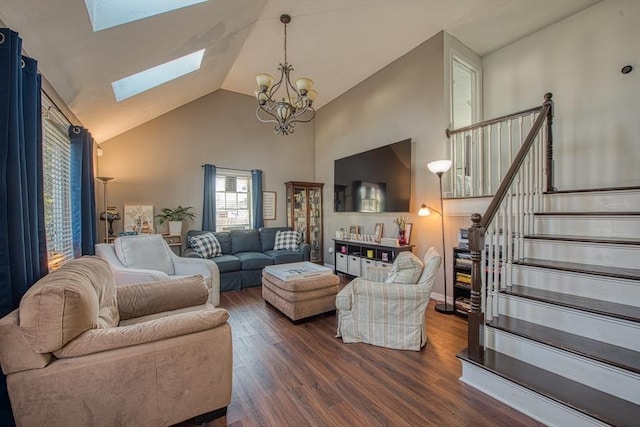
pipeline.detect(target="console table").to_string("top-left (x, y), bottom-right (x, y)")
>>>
top-left (333, 239), bottom-right (414, 277)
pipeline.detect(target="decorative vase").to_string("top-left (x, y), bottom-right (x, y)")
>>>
top-left (398, 229), bottom-right (407, 245)
top-left (168, 221), bottom-right (182, 235)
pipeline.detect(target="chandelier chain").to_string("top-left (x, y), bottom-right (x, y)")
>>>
top-left (284, 20), bottom-right (287, 64)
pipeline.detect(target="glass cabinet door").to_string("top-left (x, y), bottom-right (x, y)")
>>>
top-left (308, 187), bottom-right (322, 263)
top-left (285, 181), bottom-right (324, 264)
top-left (293, 186), bottom-right (307, 242)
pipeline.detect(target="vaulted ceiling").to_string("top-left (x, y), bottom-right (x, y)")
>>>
top-left (0, 0), bottom-right (599, 142)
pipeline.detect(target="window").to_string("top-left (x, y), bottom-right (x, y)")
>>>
top-left (215, 169), bottom-right (252, 232)
top-left (42, 95), bottom-right (73, 269)
top-left (451, 56), bottom-right (479, 129)
top-left (111, 49), bottom-right (205, 102)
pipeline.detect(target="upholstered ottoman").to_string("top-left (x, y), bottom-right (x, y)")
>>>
top-left (262, 265), bottom-right (340, 322)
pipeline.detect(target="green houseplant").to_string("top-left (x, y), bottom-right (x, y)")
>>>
top-left (156, 206), bottom-right (196, 235)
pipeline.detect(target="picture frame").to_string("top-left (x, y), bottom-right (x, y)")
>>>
top-left (124, 205), bottom-right (154, 234)
top-left (263, 191), bottom-right (276, 220)
top-left (349, 225), bottom-right (360, 234)
top-left (373, 223), bottom-right (384, 243)
top-left (405, 223), bottom-right (413, 244)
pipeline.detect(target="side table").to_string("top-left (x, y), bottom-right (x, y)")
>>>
top-left (162, 234), bottom-right (182, 256)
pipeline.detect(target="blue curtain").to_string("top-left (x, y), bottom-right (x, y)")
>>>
top-left (69, 126), bottom-right (96, 256)
top-left (202, 164), bottom-right (216, 231)
top-left (0, 28), bottom-right (47, 426)
top-left (252, 169), bottom-right (264, 229)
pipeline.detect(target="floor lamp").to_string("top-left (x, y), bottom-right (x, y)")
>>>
top-left (424, 159), bottom-right (453, 314)
top-left (96, 176), bottom-right (114, 242)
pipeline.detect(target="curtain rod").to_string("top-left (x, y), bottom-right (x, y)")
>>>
top-left (201, 165), bottom-right (253, 173)
top-left (42, 89), bottom-right (75, 127)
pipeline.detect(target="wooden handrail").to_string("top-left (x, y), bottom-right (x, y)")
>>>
top-left (480, 93), bottom-right (553, 228)
top-left (466, 93), bottom-right (554, 363)
top-left (446, 105), bottom-right (543, 138)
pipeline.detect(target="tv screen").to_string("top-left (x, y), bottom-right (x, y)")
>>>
top-left (334, 139), bottom-right (412, 212)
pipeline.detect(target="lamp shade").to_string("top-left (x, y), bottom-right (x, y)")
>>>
top-left (295, 77), bottom-right (313, 93)
top-left (427, 159), bottom-right (452, 174)
top-left (306, 89), bottom-right (318, 103)
top-left (418, 204), bottom-right (431, 216)
top-left (256, 73), bottom-right (274, 89)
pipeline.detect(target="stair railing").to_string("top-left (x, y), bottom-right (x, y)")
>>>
top-left (446, 94), bottom-right (554, 198)
top-left (466, 93), bottom-right (554, 362)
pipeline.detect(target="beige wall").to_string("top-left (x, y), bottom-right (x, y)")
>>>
top-left (483, 0), bottom-right (640, 190)
top-left (315, 32), bottom-right (457, 301)
top-left (96, 89), bottom-right (315, 238)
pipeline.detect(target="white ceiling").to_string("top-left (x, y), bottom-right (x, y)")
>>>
top-left (0, 0), bottom-right (600, 142)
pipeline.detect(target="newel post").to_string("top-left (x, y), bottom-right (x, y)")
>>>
top-left (468, 213), bottom-right (485, 362)
top-left (544, 92), bottom-right (554, 192)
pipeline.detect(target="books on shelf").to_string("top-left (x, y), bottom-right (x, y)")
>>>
top-left (455, 272), bottom-right (471, 284)
top-left (455, 297), bottom-right (471, 313)
top-left (458, 228), bottom-right (469, 249)
top-left (455, 258), bottom-right (472, 268)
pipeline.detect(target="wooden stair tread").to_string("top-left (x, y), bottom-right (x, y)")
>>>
top-left (545, 185), bottom-right (640, 195)
top-left (504, 285), bottom-right (640, 323)
top-left (488, 314), bottom-right (640, 373)
top-left (525, 234), bottom-right (640, 245)
top-left (457, 348), bottom-right (640, 427)
top-left (514, 258), bottom-right (640, 281)
top-left (534, 211), bottom-right (640, 216)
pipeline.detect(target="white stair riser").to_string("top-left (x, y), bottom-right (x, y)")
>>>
top-left (459, 361), bottom-right (609, 427)
top-left (523, 240), bottom-right (640, 269)
top-left (533, 216), bottom-right (640, 239)
top-left (512, 265), bottom-right (640, 306)
top-left (486, 328), bottom-right (640, 403)
top-left (544, 190), bottom-right (640, 212)
top-left (498, 295), bottom-right (640, 351)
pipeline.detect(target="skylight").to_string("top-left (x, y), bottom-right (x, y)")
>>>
top-left (112, 49), bottom-right (205, 102)
top-left (85, 0), bottom-right (207, 32)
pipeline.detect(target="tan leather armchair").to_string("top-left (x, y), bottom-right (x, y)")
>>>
top-left (336, 248), bottom-right (442, 351)
top-left (0, 256), bottom-right (232, 426)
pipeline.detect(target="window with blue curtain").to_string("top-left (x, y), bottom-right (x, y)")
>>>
top-left (0, 27), bottom-right (47, 426)
top-left (202, 165), bottom-right (264, 231)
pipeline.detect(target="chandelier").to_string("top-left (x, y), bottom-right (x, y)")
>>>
top-left (255, 14), bottom-right (317, 135)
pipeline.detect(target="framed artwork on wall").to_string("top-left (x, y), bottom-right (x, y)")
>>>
top-left (373, 223), bottom-right (384, 242)
top-left (405, 223), bottom-right (413, 244)
top-left (124, 205), bottom-right (154, 234)
top-left (263, 191), bottom-right (276, 220)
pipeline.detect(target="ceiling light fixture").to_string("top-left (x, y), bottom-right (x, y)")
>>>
top-left (255, 14), bottom-right (317, 136)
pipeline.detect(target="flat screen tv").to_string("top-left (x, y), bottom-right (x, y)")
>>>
top-left (334, 139), bottom-right (412, 212)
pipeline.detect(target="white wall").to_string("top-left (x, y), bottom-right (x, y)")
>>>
top-left (483, 0), bottom-right (640, 190)
top-left (98, 89), bottom-right (315, 238)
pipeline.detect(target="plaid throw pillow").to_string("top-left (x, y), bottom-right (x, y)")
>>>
top-left (273, 230), bottom-right (300, 251)
top-left (188, 232), bottom-right (222, 258)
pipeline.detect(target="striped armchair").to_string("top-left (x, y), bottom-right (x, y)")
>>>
top-left (336, 247), bottom-right (442, 351)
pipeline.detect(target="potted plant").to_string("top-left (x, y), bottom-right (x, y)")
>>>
top-left (156, 206), bottom-right (196, 235)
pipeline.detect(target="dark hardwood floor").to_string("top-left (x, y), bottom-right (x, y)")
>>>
top-left (196, 286), bottom-right (542, 427)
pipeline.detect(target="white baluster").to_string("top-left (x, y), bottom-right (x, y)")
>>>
top-left (487, 124), bottom-right (493, 194)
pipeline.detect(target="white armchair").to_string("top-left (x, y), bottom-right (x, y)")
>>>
top-left (336, 247), bottom-right (442, 350)
top-left (96, 234), bottom-right (221, 306)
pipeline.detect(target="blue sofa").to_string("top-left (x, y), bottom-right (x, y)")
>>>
top-left (184, 227), bottom-right (311, 292)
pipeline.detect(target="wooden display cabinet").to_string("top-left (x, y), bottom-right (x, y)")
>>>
top-left (285, 181), bottom-right (324, 263)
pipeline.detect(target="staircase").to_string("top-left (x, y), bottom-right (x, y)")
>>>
top-left (458, 187), bottom-right (640, 426)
